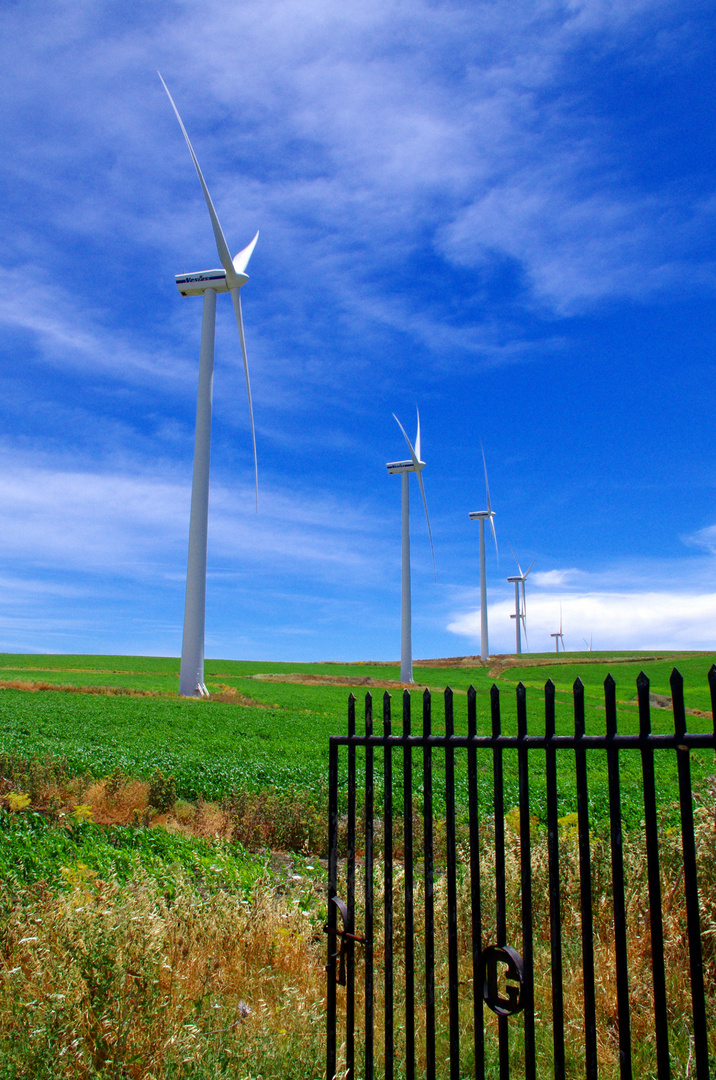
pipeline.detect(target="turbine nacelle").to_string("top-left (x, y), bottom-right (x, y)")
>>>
top-left (389, 408), bottom-right (435, 574)
top-left (176, 268), bottom-right (249, 297)
top-left (387, 459), bottom-right (421, 474)
top-left (469, 510), bottom-right (494, 520)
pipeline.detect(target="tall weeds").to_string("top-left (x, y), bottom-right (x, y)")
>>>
top-left (0, 865), bottom-right (326, 1079)
top-left (334, 785), bottom-right (716, 1078)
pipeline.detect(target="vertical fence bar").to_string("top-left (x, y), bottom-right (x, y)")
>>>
top-left (384, 692), bottom-right (394, 1080)
top-left (604, 675), bottom-right (632, 1080)
top-left (327, 737), bottom-right (339, 1080)
top-left (445, 687), bottom-right (460, 1080)
top-left (544, 679), bottom-right (565, 1080)
top-left (347, 693), bottom-right (357, 1080)
top-left (574, 677), bottom-right (598, 1080)
top-left (637, 672), bottom-right (671, 1080)
top-left (671, 669), bottom-right (710, 1080)
top-left (423, 688), bottom-right (436, 1080)
top-left (467, 685), bottom-right (485, 1080)
top-left (709, 664), bottom-right (716, 731)
top-left (516, 683), bottom-right (535, 1080)
top-left (491, 683), bottom-right (510, 1080)
top-left (403, 690), bottom-right (416, 1080)
top-left (365, 692), bottom-right (375, 1080)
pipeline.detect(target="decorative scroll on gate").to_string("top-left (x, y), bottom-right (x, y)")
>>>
top-left (325, 667), bottom-right (716, 1080)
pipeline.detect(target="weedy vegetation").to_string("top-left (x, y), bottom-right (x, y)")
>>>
top-left (0, 651), bottom-right (714, 1077)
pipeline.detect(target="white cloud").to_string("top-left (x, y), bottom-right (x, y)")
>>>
top-left (531, 568), bottom-right (583, 588)
top-left (684, 525), bottom-right (716, 557)
top-left (1, 0), bottom-right (710, 363)
top-left (0, 455), bottom-right (380, 584)
top-left (0, 265), bottom-right (194, 387)
top-left (448, 589), bottom-right (716, 652)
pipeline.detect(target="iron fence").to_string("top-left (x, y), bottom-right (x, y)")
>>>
top-left (326, 666), bottom-right (716, 1080)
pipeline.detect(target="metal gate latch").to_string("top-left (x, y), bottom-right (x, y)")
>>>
top-left (324, 896), bottom-right (366, 986)
top-left (478, 944), bottom-right (525, 1016)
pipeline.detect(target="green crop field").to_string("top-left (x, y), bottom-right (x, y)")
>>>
top-left (0, 650), bottom-right (713, 815)
top-left (0, 651), bottom-right (714, 1078)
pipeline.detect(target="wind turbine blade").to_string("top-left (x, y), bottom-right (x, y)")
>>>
top-left (521, 579), bottom-right (527, 616)
top-left (489, 514), bottom-right (499, 563)
top-left (524, 559), bottom-right (535, 579)
top-left (230, 288), bottom-right (259, 510)
top-left (559, 602), bottom-right (563, 635)
top-left (415, 407), bottom-right (422, 464)
top-left (233, 231), bottom-right (259, 274)
top-left (415, 469), bottom-right (437, 580)
top-left (508, 543), bottom-right (523, 579)
top-left (393, 414), bottom-right (421, 470)
top-left (159, 73), bottom-right (235, 279)
top-left (522, 616), bottom-right (529, 652)
top-left (481, 442), bottom-right (492, 513)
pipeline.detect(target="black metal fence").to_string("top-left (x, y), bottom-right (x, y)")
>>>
top-left (326, 667), bottom-right (716, 1080)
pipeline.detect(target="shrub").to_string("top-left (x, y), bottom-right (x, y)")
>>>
top-left (148, 769), bottom-right (176, 814)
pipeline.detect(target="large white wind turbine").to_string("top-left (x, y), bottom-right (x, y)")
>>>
top-left (387, 410), bottom-right (435, 685)
top-left (550, 604), bottom-right (565, 652)
top-left (468, 444), bottom-right (498, 663)
top-left (506, 545), bottom-right (534, 656)
top-left (160, 74), bottom-right (259, 698)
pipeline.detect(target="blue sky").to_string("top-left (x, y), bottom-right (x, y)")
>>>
top-left (1, 0), bottom-right (715, 661)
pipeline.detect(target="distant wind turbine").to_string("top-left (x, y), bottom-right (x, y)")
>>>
top-left (387, 410), bottom-right (435, 684)
top-left (583, 635), bottom-right (593, 652)
top-left (550, 604), bottom-right (565, 652)
top-left (468, 443), bottom-right (498, 662)
top-left (160, 74), bottom-right (260, 698)
top-left (506, 545), bottom-right (534, 655)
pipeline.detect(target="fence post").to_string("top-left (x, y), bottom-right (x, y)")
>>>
top-left (517, 682), bottom-right (535, 1080)
top-left (574, 677), bottom-right (597, 1080)
top-left (605, 674), bottom-right (632, 1079)
top-left (671, 668), bottom-right (710, 1080)
top-left (637, 671), bottom-right (671, 1080)
top-left (544, 679), bottom-right (565, 1080)
top-left (467, 684), bottom-right (485, 1080)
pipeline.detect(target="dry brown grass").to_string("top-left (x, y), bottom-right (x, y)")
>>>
top-left (208, 684), bottom-right (276, 707)
top-left (0, 679), bottom-right (159, 697)
top-left (1, 766), bottom-right (327, 855)
top-left (0, 868), bottom-right (327, 1079)
top-left (331, 787), bottom-right (716, 1079)
top-left (2, 754), bottom-right (714, 1077)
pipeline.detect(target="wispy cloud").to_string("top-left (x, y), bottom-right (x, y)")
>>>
top-left (0, 455), bottom-right (381, 583)
top-left (684, 524), bottom-right (716, 557)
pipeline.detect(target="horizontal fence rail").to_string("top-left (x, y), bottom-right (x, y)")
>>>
top-left (326, 666), bottom-right (716, 1080)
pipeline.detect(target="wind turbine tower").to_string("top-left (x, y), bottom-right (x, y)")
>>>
top-left (468, 444), bottom-right (498, 662)
top-left (550, 604), bottom-right (565, 652)
top-left (160, 75), bottom-right (260, 698)
top-left (387, 411), bottom-right (435, 684)
top-left (507, 545), bottom-right (534, 655)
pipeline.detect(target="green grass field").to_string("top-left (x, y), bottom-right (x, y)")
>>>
top-left (0, 650), bottom-right (713, 816)
top-left (0, 651), bottom-right (714, 1078)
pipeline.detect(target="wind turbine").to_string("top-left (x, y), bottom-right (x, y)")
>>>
top-left (386, 410), bottom-right (435, 684)
top-left (468, 444), bottom-right (498, 663)
top-left (550, 604), bottom-right (565, 652)
top-left (506, 545), bottom-right (534, 655)
top-left (160, 74), bottom-right (259, 698)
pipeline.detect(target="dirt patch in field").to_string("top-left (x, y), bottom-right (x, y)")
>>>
top-left (648, 692), bottom-right (712, 719)
top-left (209, 684), bottom-right (276, 707)
top-left (0, 679), bottom-right (158, 697)
top-left (485, 653), bottom-right (712, 679)
top-left (249, 673), bottom-right (428, 690)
